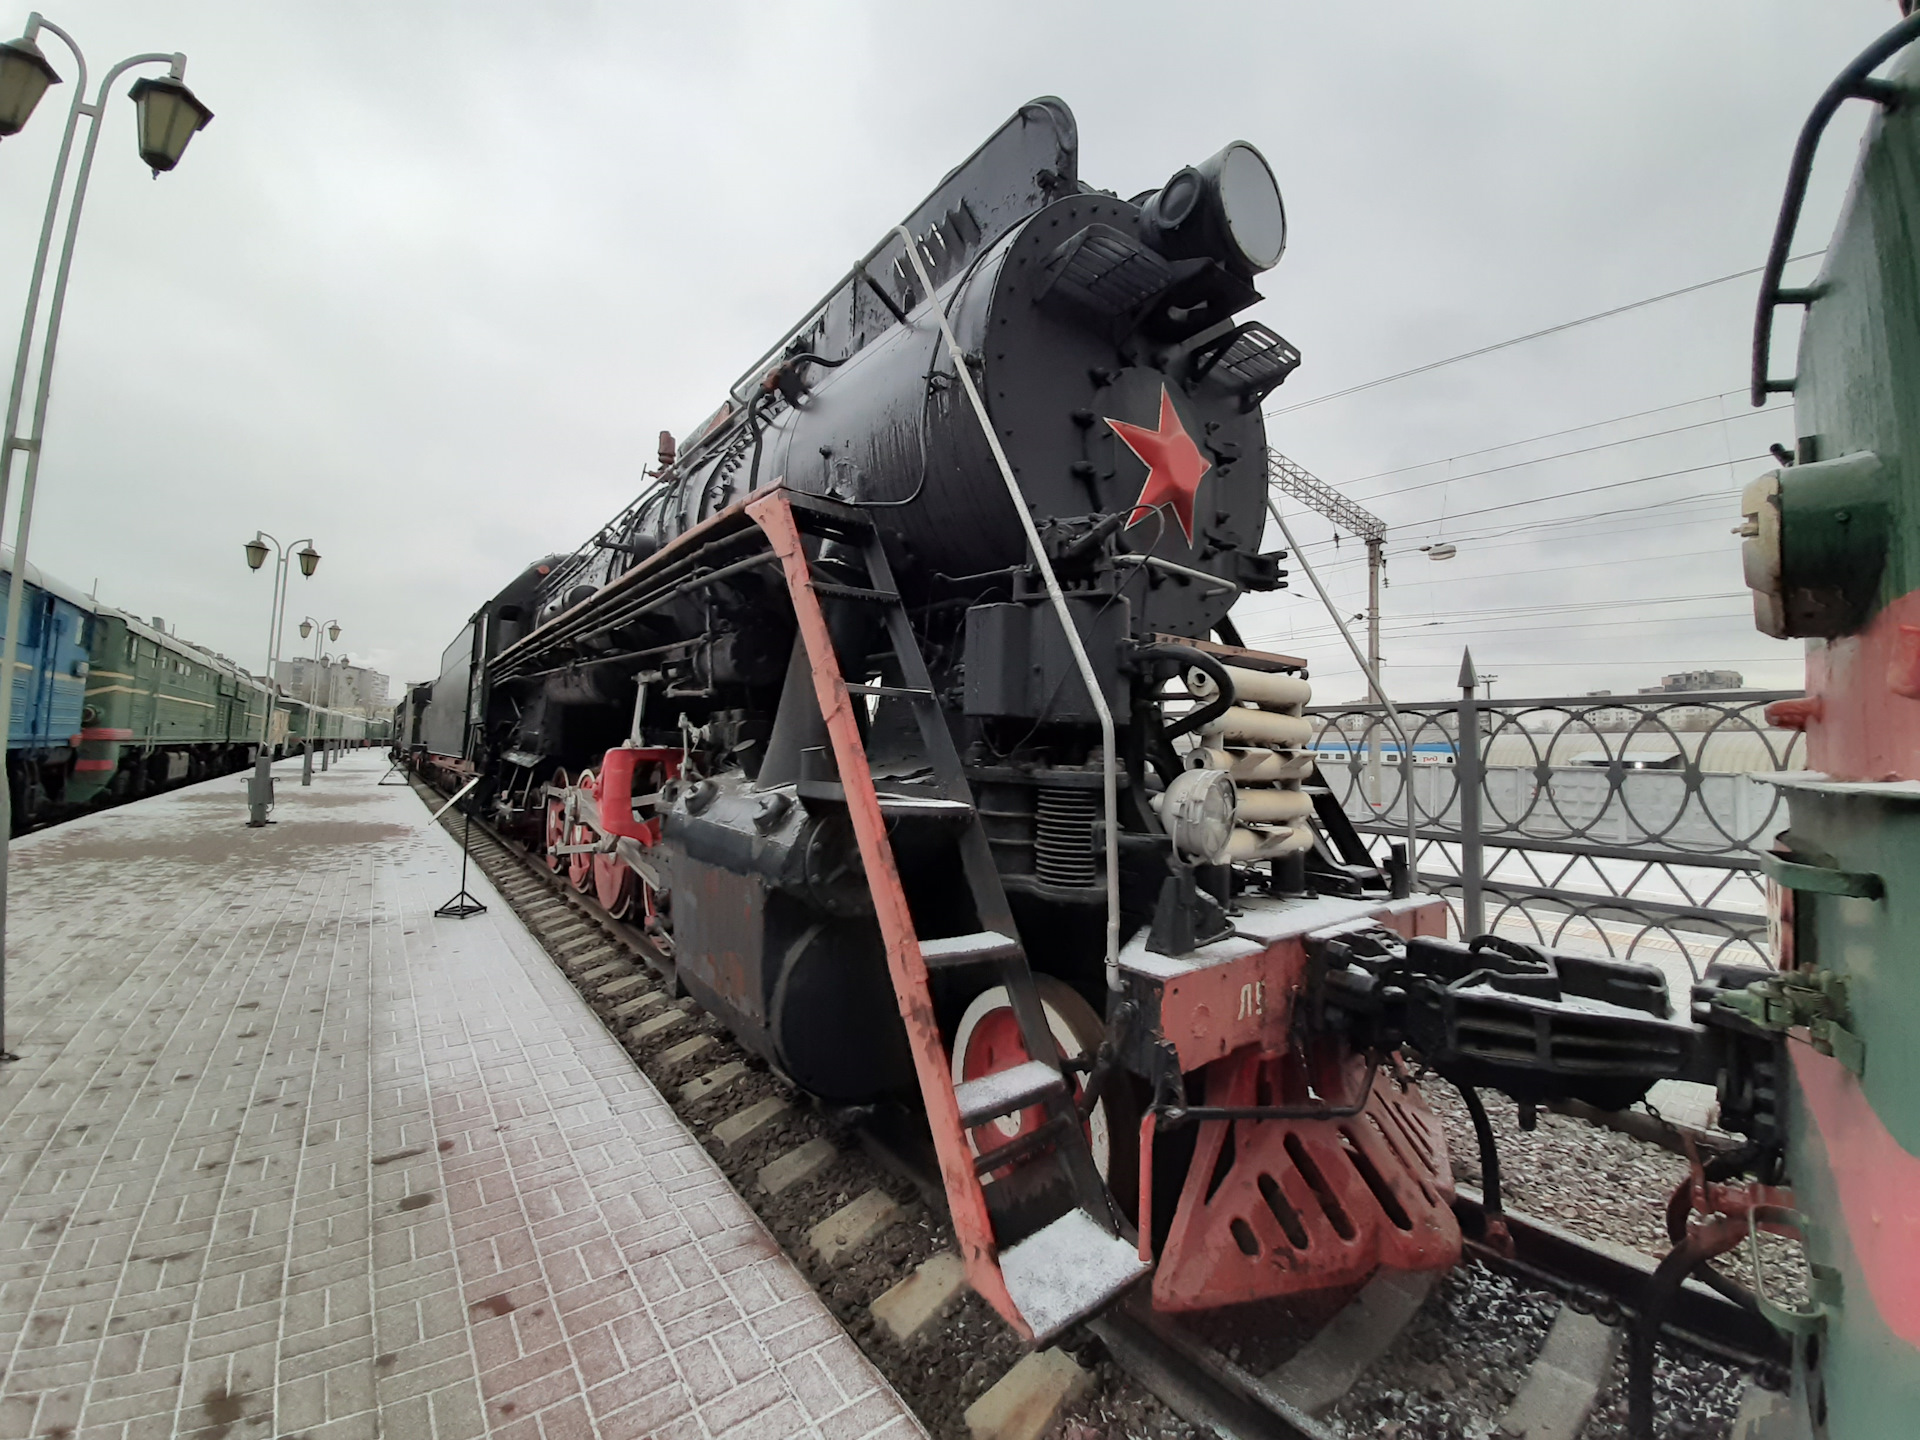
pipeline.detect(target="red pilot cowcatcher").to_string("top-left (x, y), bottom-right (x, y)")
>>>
top-left (1151, 1046), bottom-right (1460, 1311)
top-left (1107, 385), bottom-right (1212, 545)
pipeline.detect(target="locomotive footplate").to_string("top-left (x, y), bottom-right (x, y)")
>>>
top-left (1116, 892), bottom-right (1461, 1310)
top-left (1117, 892), bottom-right (1445, 1073)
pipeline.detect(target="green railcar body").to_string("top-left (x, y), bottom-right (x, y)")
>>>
top-left (282, 698), bottom-right (371, 746)
top-left (69, 610), bottom-right (268, 807)
top-left (1737, 15), bottom-right (1920, 1436)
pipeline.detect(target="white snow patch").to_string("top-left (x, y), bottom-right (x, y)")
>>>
top-left (1001, 1209), bottom-right (1150, 1341)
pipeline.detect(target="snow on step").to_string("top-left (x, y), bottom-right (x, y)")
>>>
top-left (953, 1059), bottom-right (1063, 1126)
top-left (999, 1208), bottom-right (1149, 1343)
top-left (919, 931), bottom-right (1021, 969)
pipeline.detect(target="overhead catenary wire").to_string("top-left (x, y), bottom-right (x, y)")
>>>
top-left (1270, 590), bottom-right (1753, 632)
top-left (1322, 544), bottom-right (1737, 591)
top-left (1244, 248), bottom-right (1817, 697)
top-left (1314, 657), bottom-right (1796, 670)
top-left (1396, 455), bottom-right (1769, 527)
top-left (1277, 452), bottom-right (1768, 564)
top-left (1256, 591), bottom-right (1753, 634)
top-left (1365, 453), bottom-right (1767, 529)
top-left (1265, 251), bottom-right (1827, 417)
top-left (1274, 611), bottom-right (1756, 646)
top-left (1347, 409), bottom-right (1788, 506)
top-left (1246, 592), bottom-right (1754, 650)
top-left (1282, 493), bottom-right (1742, 562)
top-left (1259, 591), bottom-right (1758, 648)
top-left (1341, 387), bottom-right (1768, 487)
top-left (1274, 537), bottom-right (1743, 587)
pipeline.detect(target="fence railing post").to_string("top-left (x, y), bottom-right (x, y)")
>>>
top-left (1456, 648), bottom-right (1486, 937)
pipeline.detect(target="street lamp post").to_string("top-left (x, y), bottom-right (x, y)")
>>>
top-left (321, 655), bottom-right (335, 771)
top-left (0, 12), bottom-right (213, 1059)
top-left (296, 617), bottom-right (339, 786)
top-left (243, 534), bottom-right (318, 825)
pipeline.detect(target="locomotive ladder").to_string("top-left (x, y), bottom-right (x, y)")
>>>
top-left (748, 488), bottom-right (1150, 1343)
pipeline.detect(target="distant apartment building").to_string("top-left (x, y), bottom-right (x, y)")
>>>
top-left (1571, 671), bottom-right (1763, 732)
top-left (275, 657), bottom-right (391, 714)
top-left (1638, 669), bottom-right (1745, 695)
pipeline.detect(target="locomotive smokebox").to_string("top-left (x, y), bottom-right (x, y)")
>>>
top-left (609, 101), bottom-right (1297, 645)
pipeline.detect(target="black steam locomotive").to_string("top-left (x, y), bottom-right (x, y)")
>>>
top-left (410, 100), bottom-right (1772, 1344)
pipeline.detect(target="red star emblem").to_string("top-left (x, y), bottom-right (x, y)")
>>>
top-left (1106, 386), bottom-right (1211, 544)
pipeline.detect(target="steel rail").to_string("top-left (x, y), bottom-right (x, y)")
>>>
top-left (1452, 1186), bottom-right (1788, 1371)
top-left (409, 762), bottom-right (1786, 1437)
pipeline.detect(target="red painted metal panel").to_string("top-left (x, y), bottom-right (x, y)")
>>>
top-left (594, 745), bottom-right (679, 842)
top-left (1156, 899), bottom-right (1446, 1071)
top-left (1793, 1044), bottom-right (1920, 1347)
top-left (1152, 1047), bottom-right (1459, 1311)
top-left (1802, 587), bottom-right (1920, 781)
top-left (746, 490), bottom-right (1027, 1337)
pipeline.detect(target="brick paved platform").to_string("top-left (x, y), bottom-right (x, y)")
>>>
top-left (0, 753), bottom-right (925, 1440)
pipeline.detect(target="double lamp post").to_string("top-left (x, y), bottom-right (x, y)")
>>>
top-left (298, 614), bottom-right (340, 785)
top-left (242, 533), bottom-right (319, 823)
top-left (0, 11), bottom-right (213, 1056)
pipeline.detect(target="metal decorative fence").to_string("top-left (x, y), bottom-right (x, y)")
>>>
top-left (1307, 677), bottom-right (1804, 988)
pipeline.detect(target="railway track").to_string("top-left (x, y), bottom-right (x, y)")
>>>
top-left (412, 776), bottom-right (1788, 1440)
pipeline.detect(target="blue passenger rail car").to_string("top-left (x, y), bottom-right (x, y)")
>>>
top-left (0, 546), bottom-right (95, 825)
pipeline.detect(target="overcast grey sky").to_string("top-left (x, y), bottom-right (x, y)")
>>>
top-left (0, 1), bottom-right (1900, 701)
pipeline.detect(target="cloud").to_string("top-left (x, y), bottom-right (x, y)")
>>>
top-left (0, 0), bottom-right (1891, 700)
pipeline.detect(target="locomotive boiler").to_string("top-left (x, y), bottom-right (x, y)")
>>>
top-left (413, 98), bottom-right (1791, 1354)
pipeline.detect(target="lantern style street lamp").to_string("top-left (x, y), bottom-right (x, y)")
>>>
top-left (0, 13), bottom-right (213, 1060)
top-left (296, 617), bottom-right (341, 786)
top-left (243, 534), bottom-right (317, 823)
top-left (0, 29), bottom-right (59, 136)
top-left (127, 72), bottom-right (212, 173)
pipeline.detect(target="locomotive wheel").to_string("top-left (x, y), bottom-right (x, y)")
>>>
top-left (641, 880), bottom-right (673, 957)
top-left (950, 975), bottom-right (1139, 1217)
top-left (544, 769), bottom-right (571, 872)
top-left (593, 852), bottom-right (637, 918)
top-left (567, 822), bottom-right (594, 893)
top-left (567, 770), bottom-right (597, 893)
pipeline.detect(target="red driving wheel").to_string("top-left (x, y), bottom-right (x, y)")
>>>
top-left (593, 853), bottom-right (637, 917)
top-left (567, 769), bottom-right (598, 892)
top-left (950, 975), bottom-right (1138, 1216)
top-left (544, 769), bottom-right (571, 872)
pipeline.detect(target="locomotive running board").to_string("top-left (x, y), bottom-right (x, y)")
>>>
top-left (748, 488), bottom-right (1147, 1341)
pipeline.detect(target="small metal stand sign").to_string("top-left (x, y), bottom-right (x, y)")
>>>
top-left (423, 777), bottom-right (488, 919)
